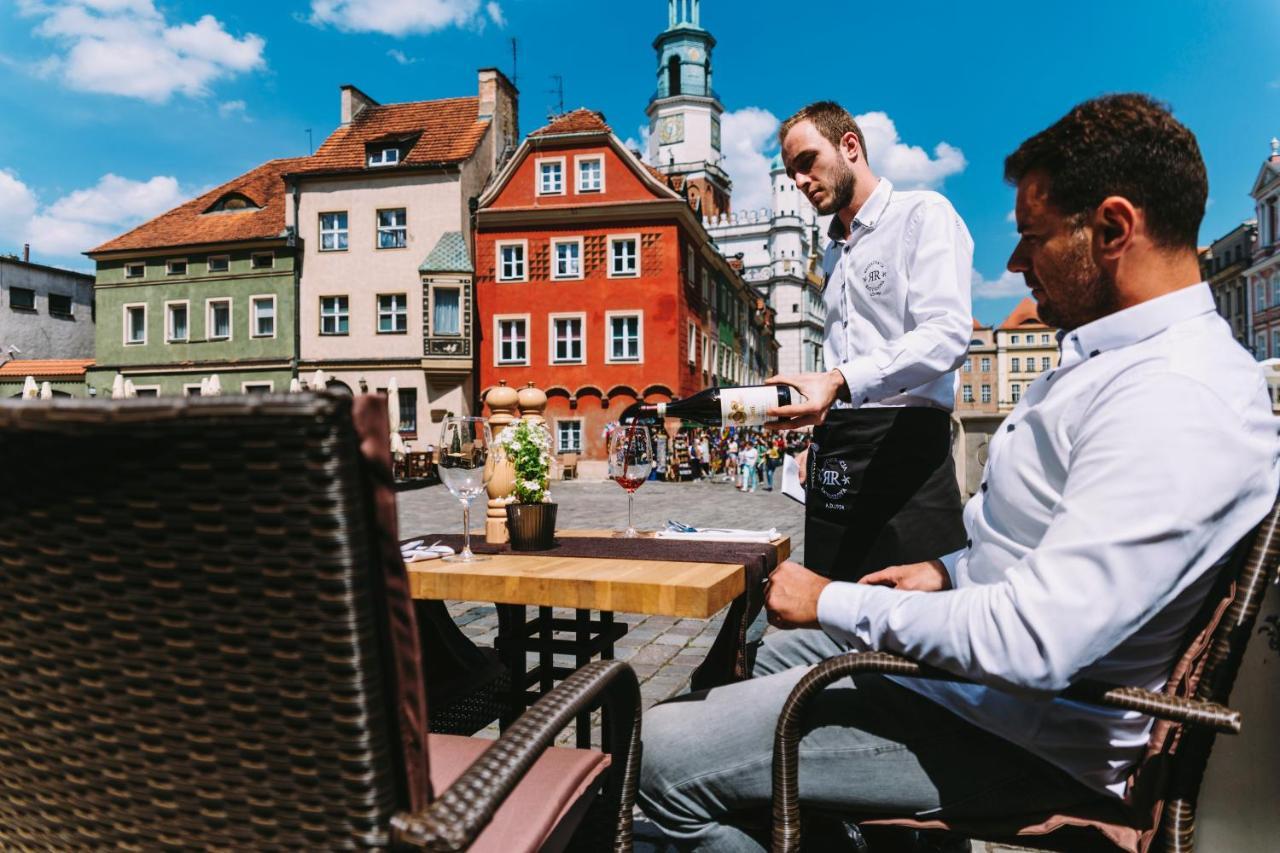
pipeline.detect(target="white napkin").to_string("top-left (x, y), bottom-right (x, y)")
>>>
top-left (402, 543), bottom-right (456, 562)
top-left (655, 527), bottom-right (780, 544)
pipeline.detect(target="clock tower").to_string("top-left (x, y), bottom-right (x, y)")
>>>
top-left (646, 0), bottom-right (732, 218)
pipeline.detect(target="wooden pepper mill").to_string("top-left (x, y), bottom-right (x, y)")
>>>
top-left (484, 380), bottom-right (520, 544)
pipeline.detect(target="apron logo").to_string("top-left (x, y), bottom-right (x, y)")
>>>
top-left (862, 260), bottom-right (889, 296)
top-left (817, 457), bottom-right (852, 501)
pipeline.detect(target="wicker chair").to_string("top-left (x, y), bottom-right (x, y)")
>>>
top-left (0, 393), bottom-right (641, 851)
top-left (770, 495), bottom-right (1280, 853)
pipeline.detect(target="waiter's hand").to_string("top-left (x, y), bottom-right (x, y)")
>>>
top-left (765, 560), bottom-right (831, 629)
top-left (858, 560), bottom-right (951, 592)
top-left (763, 370), bottom-right (849, 430)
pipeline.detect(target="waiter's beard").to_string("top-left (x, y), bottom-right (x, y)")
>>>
top-left (1034, 230), bottom-right (1119, 331)
top-left (815, 161), bottom-right (856, 216)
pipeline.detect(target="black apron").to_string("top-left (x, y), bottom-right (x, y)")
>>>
top-left (805, 407), bottom-right (966, 581)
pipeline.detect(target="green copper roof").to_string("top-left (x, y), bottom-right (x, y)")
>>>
top-left (769, 152), bottom-right (784, 172)
top-left (419, 231), bottom-right (472, 273)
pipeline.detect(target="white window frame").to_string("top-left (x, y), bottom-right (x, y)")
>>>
top-left (164, 299), bottom-right (189, 343)
top-left (368, 147), bottom-right (400, 167)
top-left (962, 385), bottom-right (973, 403)
top-left (574, 154), bottom-right (604, 193)
top-left (604, 310), bottom-right (643, 363)
top-left (123, 303), bottom-right (147, 346)
top-left (1011, 334), bottom-right (1020, 344)
top-left (319, 211), bottom-right (349, 252)
top-left (319, 295), bottom-right (350, 336)
top-left (556, 418), bottom-right (584, 453)
top-left (608, 234), bottom-right (640, 278)
top-left (250, 251), bottom-right (274, 270)
top-left (550, 237), bottom-right (584, 280)
top-left (183, 383), bottom-right (204, 396)
top-left (494, 314), bottom-right (530, 366)
top-left (1041, 356), bottom-right (1051, 371)
top-left (206, 298), bottom-right (233, 341)
top-left (980, 356), bottom-right (991, 372)
top-left (1011, 382), bottom-right (1022, 403)
top-left (207, 255), bottom-right (230, 274)
top-left (165, 258), bottom-right (188, 276)
top-left (548, 312), bottom-right (586, 364)
top-left (536, 156), bottom-right (566, 196)
top-left (241, 381), bottom-right (275, 393)
top-left (376, 293), bottom-right (409, 334)
top-left (981, 384), bottom-right (991, 403)
top-left (701, 332), bottom-right (709, 374)
top-left (249, 294), bottom-right (276, 339)
top-left (1011, 357), bottom-right (1021, 372)
top-left (131, 385), bottom-right (161, 397)
top-left (430, 286), bottom-right (462, 336)
top-left (688, 322), bottom-right (698, 365)
top-left (376, 208), bottom-right (407, 250)
top-left (496, 239), bottom-right (528, 282)
top-left (124, 262), bottom-right (145, 279)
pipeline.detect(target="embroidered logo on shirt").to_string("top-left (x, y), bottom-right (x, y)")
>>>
top-left (862, 260), bottom-right (889, 296)
top-left (817, 457), bottom-right (853, 501)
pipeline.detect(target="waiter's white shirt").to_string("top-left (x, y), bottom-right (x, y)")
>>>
top-left (822, 177), bottom-right (974, 411)
top-left (816, 283), bottom-right (1280, 796)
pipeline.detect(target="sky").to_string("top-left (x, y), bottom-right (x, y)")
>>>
top-left (1, 0), bottom-right (1278, 325)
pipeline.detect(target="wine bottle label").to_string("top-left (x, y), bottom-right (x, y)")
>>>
top-left (719, 386), bottom-right (778, 426)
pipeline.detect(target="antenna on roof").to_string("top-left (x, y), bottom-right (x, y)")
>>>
top-left (305, 128), bottom-right (313, 156)
top-left (548, 74), bottom-right (564, 119)
top-left (511, 38), bottom-right (519, 89)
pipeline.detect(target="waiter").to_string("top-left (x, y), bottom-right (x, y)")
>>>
top-left (767, 101), bottom-right (972, 581)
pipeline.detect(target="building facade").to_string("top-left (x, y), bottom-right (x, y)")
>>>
top-left (1245, 139), bottom-right (1280, 361)
top-left (0, 251), bottom-right (95, 364)
top-left (475, 109), bottom-right (776, 466)
top-left (1199, 220), bottom-right (1256, 352)
top-left (87, 158), bottom-right (305, 397)
top-left (288, 70), bottom-right (517, 442)
top-left (956, 318), bottom-right (998, 413)
top-left (995, 297), bottom-right (1059, 413)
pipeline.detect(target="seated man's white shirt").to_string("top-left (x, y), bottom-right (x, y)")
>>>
top-left (816, 283), bottom-right (1280, 796)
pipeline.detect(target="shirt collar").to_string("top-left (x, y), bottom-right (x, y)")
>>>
top-left (1060, 283), bottom-right (1215, 366)
top-left (826, 177), bottom-right (894, 243)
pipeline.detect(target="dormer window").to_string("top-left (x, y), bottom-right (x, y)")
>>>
top-left (205, 192), bottom-right (259, 213)
top-left (368, 147), bottom-right (401, 167)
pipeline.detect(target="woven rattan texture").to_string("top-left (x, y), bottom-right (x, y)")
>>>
top-left (0, 396), bottom-right (405, 850)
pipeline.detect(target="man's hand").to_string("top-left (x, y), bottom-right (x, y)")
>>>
top-left (765, 560), bottom-right (832, 629)
top-left (763, 371), bottom-right (848, 431)
top-left (858, 560), bottom-right (951, 592)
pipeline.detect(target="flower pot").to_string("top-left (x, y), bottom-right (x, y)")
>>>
top-left (505, 502), bottom-right (558, 551)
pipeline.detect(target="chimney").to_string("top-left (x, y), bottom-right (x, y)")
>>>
top-left (22, 244), bottom-right (29, 263)
top-left (340, 84), bottom-right (379, 126)
top-left (477, 68), bottom-right (519, 170)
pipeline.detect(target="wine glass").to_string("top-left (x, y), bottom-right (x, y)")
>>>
top-left (438, 416), bottom-right (493, 562)
top-left (607, 424), bottom-right (654, 538)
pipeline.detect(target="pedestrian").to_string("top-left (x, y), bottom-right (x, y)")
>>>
top-left (766, 101), bottom-right (973, 582)
top-left (764, 441), bottom-right (780, 490)
top-left (741, 442), bottom-right (759, 492)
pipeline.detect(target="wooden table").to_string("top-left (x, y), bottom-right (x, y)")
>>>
top-left (407, 530), bottom-right (790, 744)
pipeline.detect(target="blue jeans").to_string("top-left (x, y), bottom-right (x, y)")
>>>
top-left (743, 464), bottom-right (757, 491)
top-left (639, 629), bottom-right (1099, 852)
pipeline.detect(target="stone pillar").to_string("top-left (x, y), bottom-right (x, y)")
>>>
top-left (484, 380), bottom-right (520, 544)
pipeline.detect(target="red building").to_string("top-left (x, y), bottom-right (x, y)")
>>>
top-left (473, 109), bottom-right (776, 467)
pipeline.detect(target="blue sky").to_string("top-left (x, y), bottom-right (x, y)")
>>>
top-left (1, 0), bottom-right (1277, 325)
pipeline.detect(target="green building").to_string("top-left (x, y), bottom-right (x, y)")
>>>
top-left (85, 158), bottom-right (306, 396)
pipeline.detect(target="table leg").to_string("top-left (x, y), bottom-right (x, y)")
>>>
top-left (575, 608), bottom-right (591, 748)
top-left (496, 604), bottom-right (527, 730)
top-left (538, 606), bottom-right (555, 695)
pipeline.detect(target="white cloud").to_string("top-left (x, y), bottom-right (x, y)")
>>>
top-left (855, 111), bottom-right (966, 190)
top-left (971, 269), bottom-right (1027, 300)
top-left (622, 125), bottom-right (652, 164)
top-left (217, 99), bottom-right (247, 118)
top-left (309, 0), bottom-right (501, 36)
top-left (720, 106), bottom-right (780, 213)
top-left (387, 48), bottom-right (417, 66)
top-left (0, 169), bottom-right (186, 259)
top-left (17, 1), bottom-right (265, 102)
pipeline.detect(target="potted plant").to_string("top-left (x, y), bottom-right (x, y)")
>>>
top-left (496, 419), bottom-right (557, 550)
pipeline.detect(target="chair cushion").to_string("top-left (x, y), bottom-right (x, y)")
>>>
top-left (428, 734), bottom-right (611, 853)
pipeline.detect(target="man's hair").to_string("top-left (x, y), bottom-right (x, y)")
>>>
top-left (1003, 93), bottom-right (1207, 251)
top-left (778, 101), bottom-right (868, 161)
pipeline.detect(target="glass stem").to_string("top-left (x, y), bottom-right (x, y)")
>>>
top-left (461, 498), bottom-right (472, 558)
top-left (627, 491), bottom-right (635, 533)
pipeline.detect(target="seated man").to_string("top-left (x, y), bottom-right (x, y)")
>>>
top-left (639, 93), bottom-right (1280, 852)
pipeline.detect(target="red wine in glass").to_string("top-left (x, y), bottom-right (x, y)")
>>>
top-left (607, 424), bottom-right (653, 537)
top-left (613, 474), bottom-right (647, 492)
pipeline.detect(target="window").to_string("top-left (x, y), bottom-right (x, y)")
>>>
top-left (557, 420), bottom-right (582, 453)
top-left (576, 156), bottom-right (603, 192)
top-left (45, 293), bottom-right (71, 317)
top-left (377, 293), bottom-right (408, 334)
top-left (497, 241), bottom-right (526, 281)
top-left (166, 259), bottom-right (187, 276)
top-left (251, 295), bottom-right (275, 338)
top-left (551, 315), bottom-right (584, 363)
top-left (397, 387), bottom-right (417, 433)
top-left (124, 262), bottom-right (145, 279)
top-left (320, 212), bottom-right (348, 251)
top-left (368, 147), bottom-right (400, 167)
top-left (124, 304), bottom-right (146, 344)
top-left (609, 236), bottom-right (638, 277)
top-left (607, 312), bottom-right (642, 362)
top-left (552, 238), bottom-right (582, 279)
top-left (207, 255), bottom-right (230, 273)
top-left (980, 356), bottom-right (991, 372)
top-left (183, 384), bottom-right (203, 396)
top-left (1011, 357), bottom-right (1020, 372)
top-left (1040, 334), bottom-right (1050, 344)
top-left (166, 301), bottom-right (189, 342)
top-left (700, 268), bottom-right (709, 302)
top-left (132, 386), bottom-right (160, 397)
top-left (251, 252), bottom-right (274, 270)
top-left (538, 158), bottom-right (565, 194)
top-left (701, 333), bottom-right (709, 372)
top-left (962, 358), bottom-right (971, 373)
top-left (242, 382), bottom-right (274, 394)
top-left (496, 317), bottom-right (528, 364)
top-left (685, 245), bottom-right (695, 285)
top-left (207, 299), bottom-right (231, 340)
top-left (688, 323), bottom-right (697, 365)
top-left (1273, 329), bottom-right (1280, 360)
top-left (1272, 275), bottom-right (1280, 307)
top-left (1041, 356), bottom-right (1051, 371)
top-left (432, 288), bottom-right (461, 335)
top-left (1011, 334), bottom-right (1020, 344)
top-left (320, 296), bottom-right (349, 335)
top-left (1258, 282), bottom-right (1267, 311)
top-left (1025, 358), bottom-right (1037, 374)
top-left (377, 208), bottom-right (407, 249)
top-left (1011, 383), bottom-right (1022, 403)
top-left (962, 385), bottom-right (973, 403)
top-left (980, 384), bottom-right (991, 403)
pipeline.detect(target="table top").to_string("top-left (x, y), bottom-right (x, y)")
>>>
top-left (406, 530), bottom-right (790, 618)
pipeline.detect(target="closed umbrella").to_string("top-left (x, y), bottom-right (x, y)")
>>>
top-left (206, 374), bottom-right (222, 396)
top-left (39, 381), bottom-right (52, 400)
top-left (21, 376), bottom-right (38, 399)
top-left (111, 374), bottom-right (126, 399)
top-left (123, 379), bottom-right (137, 398)
top-left (288, 377), bottom-right (302, 393)
top-left (387, 377), bottom-right (406, 455)
top-left (310, 369), bottom-right (326, 391)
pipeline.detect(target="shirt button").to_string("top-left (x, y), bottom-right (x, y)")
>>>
top-left (966, 539), bottom-right (972, 548)
top-left (981, 482), bottom-right (988, 492)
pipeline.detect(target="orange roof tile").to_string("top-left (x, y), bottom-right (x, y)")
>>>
top-left (0, 358), bottom-right (95, 379)
top-left (294, 97), bottom-right (489, 174)
top-left (90, 158), bottom-right (307, 254)
top-left (529, 108), bottom-right (611, 137)
top-left (998, 296), bottom-right (1052, 331)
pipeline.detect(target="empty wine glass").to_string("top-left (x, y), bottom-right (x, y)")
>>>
top-left (607, 424), bottom-right (654, 538)
top-left (438, 416), bottom-right (493, 562)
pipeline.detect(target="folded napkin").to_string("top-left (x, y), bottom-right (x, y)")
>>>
top-left (401, 541), bottom-right (456, 562)
top-left (655, 527), bottom-right (780, 544)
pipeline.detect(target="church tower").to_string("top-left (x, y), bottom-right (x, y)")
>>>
top-left (646, 0), bottom-right (732, 218)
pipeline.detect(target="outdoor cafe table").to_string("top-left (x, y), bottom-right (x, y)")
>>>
top-left (406, 529), bottom-right (790, 746)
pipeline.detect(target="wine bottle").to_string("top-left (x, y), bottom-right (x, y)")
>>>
top-left (621, 385), bottom-right (797, 427)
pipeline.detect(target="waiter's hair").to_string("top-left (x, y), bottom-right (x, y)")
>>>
top-left (779, 101), bottom-right (869, 161)
top-left (1004, 93), bottom-right (1207, 252)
